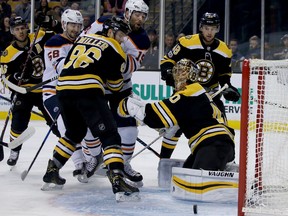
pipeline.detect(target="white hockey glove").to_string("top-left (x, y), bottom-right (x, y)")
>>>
top-left (118, 94), bottom-right (146, 123)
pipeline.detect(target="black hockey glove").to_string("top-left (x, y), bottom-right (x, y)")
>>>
top-left (13, 71), bottom-right (30, 83)
top-left (222, 85), bottom-right (240, 102)
top-left (161, 69), bottom-right (175, 87)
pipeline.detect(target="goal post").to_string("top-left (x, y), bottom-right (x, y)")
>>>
top-left (238, 59), bottom-right (288, 216)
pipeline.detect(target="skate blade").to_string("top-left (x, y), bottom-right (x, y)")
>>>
top-left (124, 178), bottom-right (144, 188)
top-left (76, 174), bottom-right (88, 183)
top-left (41, 182), bottom-right (64, 191)
top-left (115, 192), bottom-right (141, 202)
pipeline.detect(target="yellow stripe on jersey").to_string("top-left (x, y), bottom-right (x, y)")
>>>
top-left (56, 74), bottom-right (105, 92)
top-left (189, 124), bottom-right (235, 153)
top-left (151, 101), bottom-right (178, 127)
top-left (214, 41), bottom-right (232, 58)
top-left (177, 83), bottom-right (206, 97)
top-left (0, 45), bottom-right (23, 63)
top-left (160, 56), bottom-right (176, 65)
top-left (106, 78), bottom-right (124, 92)
top-left (178, 34), bottom-right (202, 48)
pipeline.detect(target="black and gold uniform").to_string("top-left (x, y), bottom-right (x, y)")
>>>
top-left (0, 29), bottom-right (56, 155)
top-left (159, 13), bottom-right (240, 159)
top-left (143, 82), bottom-right (235, 170)
top-left (161, 33), bottom-right (232, 93)
top-left (54, 33), bottom-right (126, 170)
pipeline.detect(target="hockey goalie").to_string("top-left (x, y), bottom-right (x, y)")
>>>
top-left (118, 58), bottom-right (239, 203)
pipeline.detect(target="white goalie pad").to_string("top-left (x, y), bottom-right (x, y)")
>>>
top-left (158, 158), bottom-right (185, 188)
top-left (171, 167), bottom-right (239, 203)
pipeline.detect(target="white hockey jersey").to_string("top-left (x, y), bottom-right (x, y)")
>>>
top-left (42, 34), bottom-right (74, 101)
top-left (81, 16), bottom-right (150, 94)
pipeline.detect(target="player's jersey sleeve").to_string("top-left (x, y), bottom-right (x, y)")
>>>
top-left (43, 34), bottom-right (74, 100)
top-left (122, 29), bottom-right (150, 73)
top-left (79, 16), bottom-right (109, 36)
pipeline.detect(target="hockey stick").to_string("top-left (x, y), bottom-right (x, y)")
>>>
top-left (21, 112), bottom-right (60, 181)
top-left (136, 137), bottom-right (160, 158)
top-left (211, 83), bottom-right (229, 98)
top-left (1, 74), bottom-right (59, 94)
top-left (0, 25), bottom-right (42, 144)
top-left (0, 127), bottom-right (35, 149)
top-left (0, 94), bottom-right (44, 118)
top-left (128, 132), bottom-right (164, 162)
top-left (9, 127), bottom-right (36, 149)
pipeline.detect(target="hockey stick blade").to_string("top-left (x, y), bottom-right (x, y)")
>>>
top-left (21, 170), bottom-right (28, 181)
top-left (1, 75), bottom-right (59, 94)
top-left (8, 127), bottom-right (36, 149)
top-left (1, 75), bottom-right (27, 94)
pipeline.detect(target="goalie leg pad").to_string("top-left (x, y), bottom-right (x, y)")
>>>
top-left (171, 167), bottom-right (239, 203)
top-left (158, 158), bottom-right (185, 188)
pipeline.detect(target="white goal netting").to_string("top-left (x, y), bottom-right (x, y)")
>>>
top-left (242, 59), bottom-right (288, 215)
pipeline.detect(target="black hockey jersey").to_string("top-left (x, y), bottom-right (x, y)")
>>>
top-left (143, 82), bottom-right (235, 153)
top-left (161, 34), bottom-right (232, 91)
top-left (56, 34), bottom-right (126, 97)
top-left (0, 30), bottom-right (55, 93)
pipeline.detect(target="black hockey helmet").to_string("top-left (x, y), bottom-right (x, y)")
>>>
top-left (102, 16), bottom-right (131, 36)
top-left (199, 12), bottom-right (220, 29)
top-left (10, 16), bottom-right (26, 28)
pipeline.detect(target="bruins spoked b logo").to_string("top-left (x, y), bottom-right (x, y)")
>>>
top-left (196, 60), bottom-right (215, 84)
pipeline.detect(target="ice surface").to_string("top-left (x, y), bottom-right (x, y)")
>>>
top-left (0, 121), bottom-right (239, 216)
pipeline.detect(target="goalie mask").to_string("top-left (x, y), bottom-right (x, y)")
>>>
top-left (172, 59), bottom-right (200, 91)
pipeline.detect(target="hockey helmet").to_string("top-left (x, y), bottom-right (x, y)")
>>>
top-left (10, 16), bottom-right (26, 28)
top-left (199, 12), bottom-right (220, 32)
top-left (102, 16), bottom-right (131, 36)
top-left (61, 9), bottom-right (84, 32)
top-left (172, 58), bottom-right (200, 91)
top-left (124, 0), bottom-right (149, 21)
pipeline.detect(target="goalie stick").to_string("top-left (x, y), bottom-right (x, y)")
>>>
top-left (211, 83), bottom-right (229, 98)
top-left (1, 74), bottom-right (59, 94)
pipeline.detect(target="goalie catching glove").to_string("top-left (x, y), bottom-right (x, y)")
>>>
top-left (117, 94), bottom-right (146, 123)
top-left (222, 84), bottom-right (240, 102)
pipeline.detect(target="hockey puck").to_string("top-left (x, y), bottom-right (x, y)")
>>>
top-left (193, 204), bottom-right (198, 214)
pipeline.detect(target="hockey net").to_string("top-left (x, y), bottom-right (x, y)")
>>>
top-left (238, 59), bottom-right (288, 216)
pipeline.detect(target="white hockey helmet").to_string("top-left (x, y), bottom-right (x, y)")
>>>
top-left (61, 9), bottom-right (84, 32)
top-left (124, 0), bottom-right (149, 21)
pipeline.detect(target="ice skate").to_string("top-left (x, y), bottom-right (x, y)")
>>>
top-left (123, 162), bottom-right (143, 188)
top-left (107, 169), bottom-right (140, 202)
top-left (7, 150), bottom-right (20, 166)
top-left (41, 159), bottom-right (66, 191)
top-left (86, 153), bottom-right (103, 178)
top-left (73, 162), bottom-right (88, 183)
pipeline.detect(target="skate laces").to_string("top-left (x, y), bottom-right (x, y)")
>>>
top-left (86, 156), bottom-right (97, 172)
top-left (124, 163), bottom-right (139, 176)
top-left (9, 150), bottom-right (19, 160)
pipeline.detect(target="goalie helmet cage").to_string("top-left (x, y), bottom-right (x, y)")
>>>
top-left (238, 59), bottom-right (288, 216)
